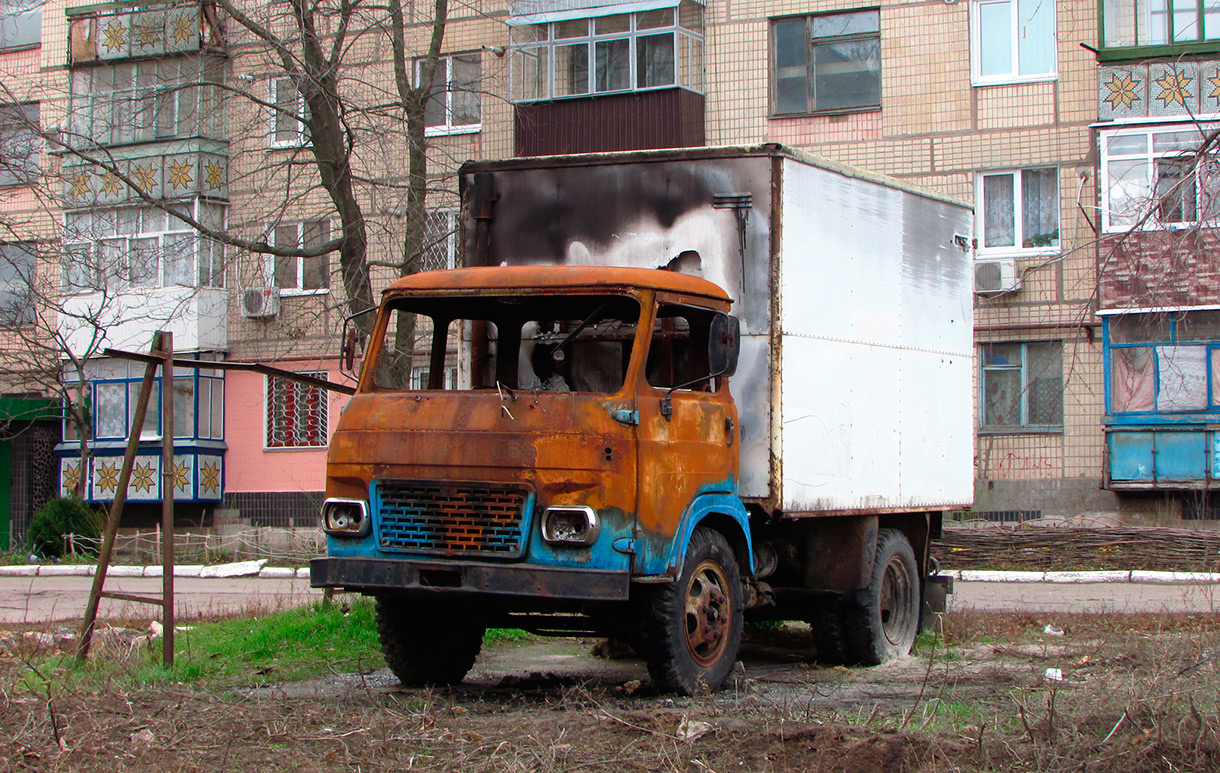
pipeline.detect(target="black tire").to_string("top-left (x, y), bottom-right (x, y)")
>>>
top-left (807, 599), bottom-right (849, 664)
top-left (374, 597), bottom-right (485, 686)
top-left (640, 527), bottom-right (744, 694)
top-left (843, 528), bottom-right (920, 666)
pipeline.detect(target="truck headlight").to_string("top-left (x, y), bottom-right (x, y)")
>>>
top-left (541, 506), bottom-right (600, 546)
top-left (322, 498), bottom-right (370, 537)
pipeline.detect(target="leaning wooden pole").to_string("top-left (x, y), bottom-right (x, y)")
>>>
top-left (76, 332), bottom-right (164, 663)
top-left (160, 332), bottom-right (175, 666)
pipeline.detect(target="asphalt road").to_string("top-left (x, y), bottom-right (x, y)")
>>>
top-left (0, 574), bottom-right (323, 625)
top-left (1, 574), bottom-right (1217, 626)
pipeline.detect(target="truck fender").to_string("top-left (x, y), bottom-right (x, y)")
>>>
top-left (653, 493), bottom-right (754, 578)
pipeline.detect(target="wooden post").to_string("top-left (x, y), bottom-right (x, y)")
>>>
top-left (76, 332), bottom-right (163, 663)
top-left (160, 332), bottom-right (175, 666)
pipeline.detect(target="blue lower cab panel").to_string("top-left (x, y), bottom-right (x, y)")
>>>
top-left (1109, 430), bottom-right (1209, 481)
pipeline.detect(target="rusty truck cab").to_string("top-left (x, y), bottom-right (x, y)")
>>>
top-left (311, 266), bottom-right (748, 627)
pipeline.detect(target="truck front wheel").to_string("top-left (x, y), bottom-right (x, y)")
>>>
top-left (843, 528), bottom-right (919, 665)
top-left (374, 597), bottom-right (485, 686)
top-left (640, 527), bottom-right (744, 694)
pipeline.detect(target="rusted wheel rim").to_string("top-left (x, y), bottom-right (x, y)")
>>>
top-left (684, 559), bottom-right (732, 667)
top-left (880, 554), bottom-right (914, 646)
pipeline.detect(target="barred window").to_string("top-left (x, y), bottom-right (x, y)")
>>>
top-left (266, 372), bottom-right (328, 448)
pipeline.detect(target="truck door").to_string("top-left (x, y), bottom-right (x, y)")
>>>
top-left (633, 300), bottom-right (739, 573)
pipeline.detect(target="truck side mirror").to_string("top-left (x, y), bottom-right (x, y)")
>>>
top-left (340, 308), bottom-right (377, 379)
top-left (708, 313), bottom-right (740, 378)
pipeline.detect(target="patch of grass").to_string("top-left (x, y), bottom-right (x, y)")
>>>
top-left (484, 628), bottom-right (532, 644)
top-left (17, 605), bottom-right (539, 693)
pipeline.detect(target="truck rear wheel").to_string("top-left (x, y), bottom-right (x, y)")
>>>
top-left (374, 597), bottom-right (485, 686)
top-left (640, 527), bottom-right (743, 694)
top-left (843, 528), bottom-right (919, 665)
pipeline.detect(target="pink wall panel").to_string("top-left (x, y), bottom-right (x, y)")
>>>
top-left (222, 362), bottom-right (349, 493)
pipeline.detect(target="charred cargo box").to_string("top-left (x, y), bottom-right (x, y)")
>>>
top-left (460, 143), bottom-right (975, 517)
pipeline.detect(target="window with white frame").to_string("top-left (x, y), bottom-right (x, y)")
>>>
top-left (416, 54), bottom-right (481, 135)
top-left (1101, 0), bottom-right (1220, 49)
top-left (269, 76), bottom-right (307, 146)
top-left (0, 103), bottom-right (39, 186)
top-left (980, 341), bottom-right (1064, 431)
top-left (1101, 124), bottom-right (1220, 231)
top-left (421, 209), bottom-right (458, 271)
top-left (0, 0), bottom-right (41, 50)
top-left (266, 372), bottom-right (328, 448)
top-left (510, 1), bottom-right (704, 102)
top-left (269, 220), bottom-right (329, 294)
top-left (409, 365), bottom-right (457, 390)
top-left (67, 58), bottom-right (224, 147)
top-left (0, 242), bottom-right (35, 327)
top-left (771, 10), bottom-right (881, 115)
top-left (977, 168), bottom-right (1059, 252)
top-left (971, 0), bottom-right (1056, 84)
top-left (62, 201), bottom-right (225, 293)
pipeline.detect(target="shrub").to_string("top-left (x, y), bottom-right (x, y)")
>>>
top-left (26, 497), bottom-right (104, 558)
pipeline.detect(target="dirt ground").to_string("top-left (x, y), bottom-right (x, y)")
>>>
top-left (4, 608), bottom-right (1220, 772)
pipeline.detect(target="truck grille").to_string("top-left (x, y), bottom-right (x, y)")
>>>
top-left (374, 481), bottom-right (530, 557)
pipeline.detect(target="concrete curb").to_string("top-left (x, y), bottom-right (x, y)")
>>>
top-left (950, 569), bottom-right (1220, 584)
top-left (1, 560), bottom-right (312, 579)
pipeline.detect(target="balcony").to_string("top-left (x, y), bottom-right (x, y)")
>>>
top-left (515, 88), bottom-right (705, 156)
top-left (59, 285), bottom-right (228, 358)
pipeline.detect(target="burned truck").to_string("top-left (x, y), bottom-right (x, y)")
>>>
top-left (311, 144), bottom-right (974, 693)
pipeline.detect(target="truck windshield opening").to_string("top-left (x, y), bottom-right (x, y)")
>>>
top-left (372, 294), bottom-right (642, 394)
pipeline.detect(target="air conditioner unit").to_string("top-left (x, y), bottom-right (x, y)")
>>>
top-left (973, 258), bottom-right (1021, 294)
top-left (240, 287), bottom-right (280, 318)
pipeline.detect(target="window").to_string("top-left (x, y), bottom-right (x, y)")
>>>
top-left (72, 358), bottom-right (224, 441)
top-left (266, 372), bottom-right (328, 448)
top-left (646, 305), bottom-right (717, 391)
top-left (972, 0), bottom-right (1056, 84)
top-left (62, 201), bottom-right (225, 293)
top-left (1101, 124), bottom-right (1220, 231)
top-left (1108, 311), bottom-right (1220, 413)
top-left (977, 169), bottom-right (1059, 252)
top-left (0, 0), bottom-right (41, 50)
top-left (372, 294), bottom-right (641, 394)
top-left (421, 210), bottom-right (458, 271)
top-left (269, 220), bottom-right (329, 294)
top-left (981, 341), bottom-right (1064, 431)
top-left (417, 54), bottom-right (481, 135)
top-left (0, 242), bottom-right (35, 327)
top-left (1102, 0), bottom-right (1220, 50)
top-left (409, 365), bottom-right (457, 389)
top-left (771, 10), bottom-right (881, 116)
top-left (509, 2), bottom-right (704, 102)
top-left (269, 77), bottom-right (306, 146)
top-left (0, 103), bottom-right (39, 186)
top-left (67, 59), bottom-right (223, 147)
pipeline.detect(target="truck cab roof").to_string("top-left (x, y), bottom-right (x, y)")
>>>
top-left (383, 265), bottom-right (733, 307)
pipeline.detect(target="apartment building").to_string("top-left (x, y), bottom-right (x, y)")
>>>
top-left (0, 0), bottom-right (1212, 544)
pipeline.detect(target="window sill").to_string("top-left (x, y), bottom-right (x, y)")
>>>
top-left (278, 288), bottom-right (329, 298)
top-left (264, 444), bottom-right (328, 451)
top-left (425, 125), bottom-right (481, 137)
top-left (976, 247), bottom-right (1060, 259)
top-left (1097, 41), bottom-right (1220, 62)
top-left (971, 74), bottom-right (1057, 88)
top-left (0, 43), bottom-right (41, 54)
top-left (769, 106), bottom-right (881, 120)
top-left (978, 427), bottom-right (1064, 436)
